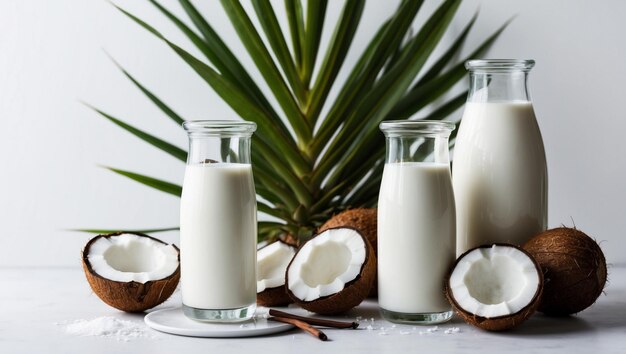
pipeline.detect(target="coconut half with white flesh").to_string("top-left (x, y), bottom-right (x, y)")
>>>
top-left (286, 227), bottom-right (375, 315)
top-left (446, 244), bottom-right (543, 331)
top-left (257, 240), bottom-right (297, 306)
top-left (82, 232), bottom-right (180, 312)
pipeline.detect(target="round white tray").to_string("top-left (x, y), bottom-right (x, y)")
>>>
top-left (144, 307), bottom-right (294, 338)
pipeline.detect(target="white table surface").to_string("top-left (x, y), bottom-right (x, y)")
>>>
top-left (2, 265), bottom-right (625, 354)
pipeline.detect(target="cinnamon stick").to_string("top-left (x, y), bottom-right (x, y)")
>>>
top-left (269, 316), bottom-right (328, 341)
top-left (269, 309), bottom-right (359, 329)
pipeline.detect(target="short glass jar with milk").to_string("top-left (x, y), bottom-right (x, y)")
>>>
top-left (176, 58), bottom-right (547, 326)
top-left (376, 59), bottom-right (547, 324)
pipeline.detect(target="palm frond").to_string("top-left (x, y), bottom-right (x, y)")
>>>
top-left (93, 0), bottom-right (510, 242)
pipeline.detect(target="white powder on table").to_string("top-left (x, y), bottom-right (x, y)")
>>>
top-left (58, 316), bottom-right (158, 341)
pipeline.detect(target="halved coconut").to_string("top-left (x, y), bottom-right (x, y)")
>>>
top-left (286, 227), bottom-right (375, 315)
top-left (257, 240), bottom-right (297, 307)
top-left (82, 232), bottom-right (180, 312)
top-left (318, 208), bottom-right (378, 297)
top-left (446, 244), bottom-right (543, 331)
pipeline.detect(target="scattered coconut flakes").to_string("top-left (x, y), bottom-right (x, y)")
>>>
top-left (426, 326), bottom-right (439, 333)
top-left (59, 317), bottom-right (157, 341)
top-left (378, 330), bottom-right (388, 336)
top-left (444, 327), bottom-right (461, 334)
top-left (391, 324), bottom-right (396, 329)
top-left (400, 330), bottom-right (411, 335)
top-left (355, 316), bottom-right (363, 322)
top-left (366, 325), bottom-right (374, 331)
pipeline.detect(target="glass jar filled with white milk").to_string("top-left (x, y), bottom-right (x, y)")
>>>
top-left (453, 60), bottom-right (547, 256)
top-left (378, 121), bottom-right (456, 324)
top-left (180, 121), bottom-right (257, 322)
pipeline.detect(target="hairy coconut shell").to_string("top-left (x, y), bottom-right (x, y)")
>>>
top-left (286, 227), bottom-right (376, 315)
top-left (446, 244), bottom-right (544, 331)
top-left (82, 232), bottom-right (180, 313)
top-left (319, 208), bottom-right (378, 297)
top-left (524, 227), bottom-right (607, 316)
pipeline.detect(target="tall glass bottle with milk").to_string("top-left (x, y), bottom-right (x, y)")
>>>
top-left (378, 121), bottom-right (456, 324)
top-left (180, 121), bottom-right (257, 322)
top-left (454, 60), bottom-right (547, 256)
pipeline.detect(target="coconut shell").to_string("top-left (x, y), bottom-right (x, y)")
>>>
top-left (446, 244), bottom-right (544, 331)
top-left (82, 232), bottom-right (180, 313)
top-left (286, 227), bottom-right (376, 315)
top-left (319, 208), bottom-right (378, 297)
top-left (523, 227), bottom-right (607, 316)
top-left (257, 286), bottom-right (293, 307)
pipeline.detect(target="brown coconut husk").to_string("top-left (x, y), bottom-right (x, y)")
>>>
top-left (523, 227), bottom-right (607, 316)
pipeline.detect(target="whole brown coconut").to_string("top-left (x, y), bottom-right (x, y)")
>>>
top-left (319, 208), bottom-right (378, 296)
top-left (523, 227), bottom-right (607, 316)
top-left (82, 232), bottom-right (180, 313)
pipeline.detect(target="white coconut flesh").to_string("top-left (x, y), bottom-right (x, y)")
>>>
top-left (87, 233), bottom-right (179, 284)
top-left (288, 228), bottom-right (366, 301)
top-left (257, 241), bottom-right (296, 292)
top-left (449, 245), bottom-right (540, 318)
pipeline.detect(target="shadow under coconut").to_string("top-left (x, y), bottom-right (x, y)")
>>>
top-left (572, 297), bottom-right (626, 331)
top-left (501, 314), bottom-right (593, 336)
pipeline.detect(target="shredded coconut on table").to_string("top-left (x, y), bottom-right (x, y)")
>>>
top-left (58, 316), bottom-right (158, 341)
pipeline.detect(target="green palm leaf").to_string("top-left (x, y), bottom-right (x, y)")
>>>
top-left (74, 227), bottom-right (179, 234)
top-left (104, 166), bottom-right (182, 196)
top-left (220, 0), bottom-right (311, 143)
top-left (87, 105), bottom-right (187, 162)
top-left (306, 0), bottom-right (365, 125)
top-left (106, 54), bottom-right (185, 126)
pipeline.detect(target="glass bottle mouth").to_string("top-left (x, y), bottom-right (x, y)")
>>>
top-left (183, 120), bottom-right (257, 137)
top-left (380, 120), bottom-right (455, 138)
top-left (465, 59), bottom-right (535, 73)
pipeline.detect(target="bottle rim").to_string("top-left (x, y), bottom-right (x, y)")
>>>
top-left (183, 120), bottom-right (257, 136)
top-left (465, 59), bottom-right (535, 72)
top-left (380, 120), bottom-right (455, 137)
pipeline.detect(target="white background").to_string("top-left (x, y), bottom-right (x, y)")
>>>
top-left (1, 0), bottom-right (624, 267)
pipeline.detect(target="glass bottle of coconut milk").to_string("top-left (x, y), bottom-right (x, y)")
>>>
top-left (378, 121), bottom-right (456, 324)
top-left (180, 121), bottom-right (257, 322)
top-left (453, 60), bottom-right (548, 256)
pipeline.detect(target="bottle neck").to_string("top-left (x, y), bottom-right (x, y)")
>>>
top-left (468, 71), bottom-right (531, 103)
top-left (187, 135), bottom-right (252, 165)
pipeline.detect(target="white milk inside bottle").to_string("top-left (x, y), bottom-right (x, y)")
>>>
top-left (378, 162), bottom-right (455, 313)
top-left (453, 60), bottom-right (547, 255)
top-left (180, 163), bottom-right (257, 309)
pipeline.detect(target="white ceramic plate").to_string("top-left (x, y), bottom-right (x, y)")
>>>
top-left (144, 307), bottom-right (294, 338)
